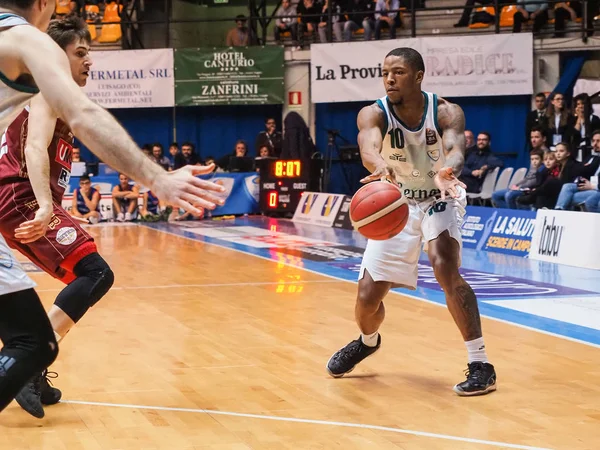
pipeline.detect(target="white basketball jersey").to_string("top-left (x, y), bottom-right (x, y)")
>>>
top-left (376, 91), bottom-right (445, 201)
top-left (0, 14), bottom-right (38, 295)
top-left (0, 14), bottom-right (39, 134)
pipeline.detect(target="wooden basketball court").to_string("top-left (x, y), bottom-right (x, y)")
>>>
top-left (3, 224), bottom-right (598, 450)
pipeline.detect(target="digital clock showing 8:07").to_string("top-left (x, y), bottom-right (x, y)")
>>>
top-left (272, 160), bottom-right (301, 178)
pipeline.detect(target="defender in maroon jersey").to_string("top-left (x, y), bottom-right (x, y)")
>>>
top-left (0, 109), bottom-right (96, 282)
top-left (0, 17), bottom-right (112, 419)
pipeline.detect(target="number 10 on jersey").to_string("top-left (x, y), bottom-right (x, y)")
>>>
top-left (388, 128), bottom-right (405, 149)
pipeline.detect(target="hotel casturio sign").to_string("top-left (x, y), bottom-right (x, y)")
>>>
top-left (174, 47), bottom-right (284, 106)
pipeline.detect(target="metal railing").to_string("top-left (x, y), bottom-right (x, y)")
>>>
top-left (88, 0), bottom-right (598, 49)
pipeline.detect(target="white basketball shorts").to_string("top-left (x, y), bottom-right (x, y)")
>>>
top-left (0, 235), bottom-right (36, 296)
top-left (359, 189), bottom-right (466, 289)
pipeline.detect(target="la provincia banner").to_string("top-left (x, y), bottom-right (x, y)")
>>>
top-left (174, 47), bottom-right (285, 106)
top-left (84, 49), bottom-right (175, 108)
top-left (310, 34), bottom-right (533, 103)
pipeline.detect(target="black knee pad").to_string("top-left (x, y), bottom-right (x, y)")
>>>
top-left (73, 253), bottom-right (115, 306)
top-left (55, 253), bottom-right (114, 323)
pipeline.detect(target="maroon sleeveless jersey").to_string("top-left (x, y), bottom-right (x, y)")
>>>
top-left (0, 108), bottom-right (74, 203)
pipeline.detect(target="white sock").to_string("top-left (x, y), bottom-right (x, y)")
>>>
top-left (361, 331), bottom-right (379, 347)
top-left (53, 330), bottom-right (64, 343)
top-left (465, 337), bottom-right (488, 363)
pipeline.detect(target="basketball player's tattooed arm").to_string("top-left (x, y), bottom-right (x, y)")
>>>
top-left (14, 28), bottom-right (224, 214)
top-left (435, 99), bottom-right (467, 199)
top-left (14, 94), bottom-right (57, 244)
top-left (357, 104), bottom-right (397, 183)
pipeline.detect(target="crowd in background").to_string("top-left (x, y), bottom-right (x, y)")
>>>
top-left (259, 0), bottom-right (599, 49)
top-left (479, 91), bottom-right (600, 213)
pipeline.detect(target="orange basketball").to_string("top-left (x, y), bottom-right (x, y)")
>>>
top-left (350, 181), bottom-right (409, 240)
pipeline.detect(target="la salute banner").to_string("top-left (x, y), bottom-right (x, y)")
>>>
top-left (84, 49), bottom-right (175, 108)
top-left (174, 47), bottom-right (285, 106)
top-left (310, 34), bottom-right (533, 103)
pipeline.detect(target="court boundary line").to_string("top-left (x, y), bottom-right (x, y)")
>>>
top-left (144, 224), bottom-right (600, 350)
top-left (34, 280), bottom-right (341, 292)
top-left (61, 399), bottom-right (552, 450)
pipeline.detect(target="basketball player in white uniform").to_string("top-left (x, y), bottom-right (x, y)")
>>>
top-left (326, 48), bottom-right (497, 396)
top-left (0, 1), bottom-right (225, 415)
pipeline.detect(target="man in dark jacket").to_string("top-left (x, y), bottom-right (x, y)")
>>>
top-left (526, 93), bottom-right (547, 146)
top-left (173, 142), bottom-right (201, 170)
top-left (459, 132), bottom-right (504, 193)
top-left (255, 117), bottom-right (283, 157)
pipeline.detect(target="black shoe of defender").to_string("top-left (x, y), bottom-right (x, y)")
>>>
top-left (40, 370), bottom-right (62, 406)
top-left (15, 375), bottom-right (44, 418)
top-left (453, 362), bottom-right (497, 396)
top-left (326, 335), bottom-right (381, 378)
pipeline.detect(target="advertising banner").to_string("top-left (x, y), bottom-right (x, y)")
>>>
top-left (530, 209), bottom-right (600, 269)
top-left (84, 49), bottom-right (175, 108)
top-left (292, 192), bottom-right (347, 227)
top-left (174, 47), bottom-right (285, 105)
top-left (311, 34), bottom-right (533, 103)
top-left (63, 172), bottom-right (260, 219)
top-left (461, 206), bottom-right (536, 257)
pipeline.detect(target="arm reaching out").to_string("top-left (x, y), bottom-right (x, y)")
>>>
top-left (435, 98), bottom-right (467, 199)
top-left (357, 104), bottom-right (396, 183)
top-left (15, 27), bottom-right (224, 215)
top-left (14, 94), bottom-right (57, 243)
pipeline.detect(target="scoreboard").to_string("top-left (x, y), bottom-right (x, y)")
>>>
top-left (258, 159), bottom-right (322, 214)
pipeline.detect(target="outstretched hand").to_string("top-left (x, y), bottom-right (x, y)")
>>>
top-left (360, 164), bottom-right (397, 184)
top-left (150, 164), bottom-right (226, 216)
top-left (434, 167), bottom-right (466, 200)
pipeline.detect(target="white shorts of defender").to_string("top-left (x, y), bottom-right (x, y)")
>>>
top-left (0, 235), bottom-right (36, 296)
top-left (359, 189), bottom-right (466, 290)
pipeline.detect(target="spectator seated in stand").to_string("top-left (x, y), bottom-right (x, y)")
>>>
top-left (492, 148), bottom-right (544, 209)
top-left (454, 0), bottom-right (511, 27)
top-left (72, 145), bottom-right (85, 163)
top-left (459, 131), bottom-right (504, 193)
top-left (555, 129), bottom-right (600, 211)
top-left (141, 144), bottom-right (153, 159)
top-left (226, 15), bottom-right (255, 47)
top-left (257, 145), bottom-right (272, 158)
top-left (318, 0), bottom-right (344, 42)
top-left (152, 143), bottom-right (171, 170)
top-left (341, 0), bottom-right (375, 41)
top-left (174, 142), bottom-right (201, 169)
top-left (204, 155), bottom-right (216, 168)
top-left (374, 0), bottom-right (401, 40)
top-left (274, 0), bottom-right (298, 47)
top-left (167, 142), bottom-right (179, 170)
top-left (217, 140), bottom-right (254, 172)
top-left (71, 174), bottom-right (101, 224)
top-left (139, 189), bottom-right (171, 222)
top-left (518, 143), bottom-right (582, 209)
top-left (297, 0), bottom-right (320, 49)
top-left (112, 173), bottom-right (139, 222)
top-left (464, 129), bottom-right (475, 157)
top-left (513, 0), bottom-right (548, 33)
top-left (517, 150), bottom-right (558, 210)
top-left (572, 93), bottom-right (600, 161)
